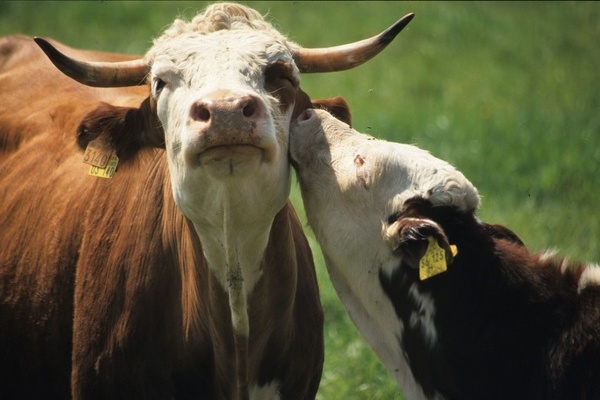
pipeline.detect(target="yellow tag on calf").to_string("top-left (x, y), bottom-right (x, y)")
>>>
top-left (450, 245), bottom-right (458, 257)
top-left (88, 152), bottom-right (119, 179)
top-left (419, 236), bottom-right (449, 280)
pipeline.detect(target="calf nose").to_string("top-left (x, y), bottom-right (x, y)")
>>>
top-left (190, 93), bottom-right (264, 124)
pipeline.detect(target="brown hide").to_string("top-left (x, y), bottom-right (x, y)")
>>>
top-left (0, 35), bottom-right (323, 399)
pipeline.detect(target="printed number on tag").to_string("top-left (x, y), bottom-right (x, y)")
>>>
top-left (89, 152), bottom-right (119, 179)
top-left (419, 236), bottom-right (448, 280)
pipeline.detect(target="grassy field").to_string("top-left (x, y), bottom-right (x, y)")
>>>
top-left (1, 2), bottom-right (599, 399)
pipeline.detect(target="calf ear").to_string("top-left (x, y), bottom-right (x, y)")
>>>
top-left (483, 223), bottom-right (526, 248)
top-left (312, 96), bottom-right (352, 126)
top-left (76, 98), bottom-right (164, 161)
top-left (385, 216), bottom-right (455, 273)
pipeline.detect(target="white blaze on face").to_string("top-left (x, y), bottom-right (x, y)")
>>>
top-left (147, 29), bottom-right (301, 292)
top-left (290, 109), bottom-right (478, 397)
top-left (144, 18), bottom-right (306, 361)
top-left (148, 30), bottom-right (298, 224)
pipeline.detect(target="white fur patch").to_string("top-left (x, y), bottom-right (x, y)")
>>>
top-left (147, 6), bottom-right (297, 309)
top-left (408, 283), bottom-right (438, 349)
top-left (578, 263), bottom-right (600, 292)
top-left (147, 2), bottom-right (300, 365)
top-left (539, 249), bottom-right (559, 262)
top-left (250, 381), bottom-right (280, 400)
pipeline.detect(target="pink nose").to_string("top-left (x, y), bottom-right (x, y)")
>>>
top-left (190, 93), bottom-right (264, 124)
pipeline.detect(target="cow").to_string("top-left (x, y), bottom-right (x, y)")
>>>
top-left (0, 3), bottom-right (414, 399)
top-left (289, 109), bottom-right (600, 400)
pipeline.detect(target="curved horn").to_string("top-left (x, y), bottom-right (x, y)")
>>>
top-left (293, 13), bottom-right (414, 73)
top-left (33, 37), bottom-right (149, 87)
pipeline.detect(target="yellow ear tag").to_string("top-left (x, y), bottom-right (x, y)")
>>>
top-left (88, 152), bottom-right (119, 179)
top-left (419, 236), bottom-right (456, 280)
top-left (450, 244), bottom-right (458, 257)
top-left (83, 137), bottom-right (119, 178)
top-left (83, 137), bottom-right (113, 168)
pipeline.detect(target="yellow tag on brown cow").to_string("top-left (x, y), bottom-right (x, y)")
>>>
top-left (419, 236), bottom-right (449, 280)
top-left (88, 152), bottom-right (119, 179)
top-left (83, 136), bottom-right (113, 168)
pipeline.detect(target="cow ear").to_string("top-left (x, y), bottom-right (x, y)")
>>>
top-left (384, 216), bottom-right (454, 272)
top-left (77, 98), bottom-right (164, 161)
top-left (312, 96), bottom-right (352, 126)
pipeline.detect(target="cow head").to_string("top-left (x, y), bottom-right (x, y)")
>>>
top-left (34, 3), bottom-right (413, 229)
top-left (289, 109), bottom-right (480, 273)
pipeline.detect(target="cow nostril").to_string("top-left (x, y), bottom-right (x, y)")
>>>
top-left (297, 109), bottom-right (314, 122)
top-left (192, 96), bottom-right (261, 122)
top-left (196, 105), bottom-right (211, 122)
top-left (242, 99), bottom-right (257, 118)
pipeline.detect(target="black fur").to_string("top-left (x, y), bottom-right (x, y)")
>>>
top-left (379, 197), bottom-right (600, 400)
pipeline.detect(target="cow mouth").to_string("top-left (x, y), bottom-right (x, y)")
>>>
top-left (200, 144), bottom-right (263, 160)
top-left (195, 144), bottom-right (266, 175)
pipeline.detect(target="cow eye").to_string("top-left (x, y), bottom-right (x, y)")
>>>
top-left (265, 61), bottom-right (298, 91)
top-left (279, 73), bottom-right (297, 87)
top-left (152, 78), bottom-right (166, 97)
top-left (276, 66), bottom-right (298, 88)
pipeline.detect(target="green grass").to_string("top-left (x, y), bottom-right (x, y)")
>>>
top-left (2, 2), bottom-right (599, 399)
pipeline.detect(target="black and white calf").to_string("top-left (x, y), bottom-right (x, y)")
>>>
top-left (290, 109), bottom-right (600, 400)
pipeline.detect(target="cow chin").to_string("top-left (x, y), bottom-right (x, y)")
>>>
top-left (198, 145), bottom-right (264, 178)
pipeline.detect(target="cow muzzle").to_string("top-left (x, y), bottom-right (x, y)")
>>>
top-left (190, 91), bottom-right (264, 128)
top-left (184, 90), bottom-right (273, 173)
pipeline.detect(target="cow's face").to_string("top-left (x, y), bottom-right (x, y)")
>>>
top-left (147, 29), bottom-right (309, 222)
top-left (290, 109), bottom-right (480, 267)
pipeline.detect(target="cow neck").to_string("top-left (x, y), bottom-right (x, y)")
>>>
top-left (220, 191), bottom-right (250, 335)
top-left (190, 189), bottom-right (274, 302)
top-left (188, 188), bottom-right (276, 399)
top-left (222, 190), bottom-right (251, 399)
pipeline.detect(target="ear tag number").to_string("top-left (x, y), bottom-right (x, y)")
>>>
top-left (83, 136), bottom-right (114, 168)
top-left (419, 236), bottom-right (456, 280)
top-left (88, 152), bottom-right (119, 179)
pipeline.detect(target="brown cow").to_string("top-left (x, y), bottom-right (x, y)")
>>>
top-left (289, 109), bottom-right (600, 400)
top-left (0, 3), bottom-right (413, 399)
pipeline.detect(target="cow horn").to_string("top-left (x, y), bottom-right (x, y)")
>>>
top-left (33, 37), bottom-right (149, 87)
top-left (293, 13), bottom-right (414, 73)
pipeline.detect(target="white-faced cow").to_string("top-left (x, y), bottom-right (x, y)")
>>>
top-left (0, 4), bottom-right (414, 399)
top-left (290, 109), bottom-right (600, 400)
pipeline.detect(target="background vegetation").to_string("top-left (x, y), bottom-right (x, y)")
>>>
top-left (1, 2), bottom-right (598, 399)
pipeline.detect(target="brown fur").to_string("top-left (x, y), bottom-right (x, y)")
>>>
top-left (0, 35), bottom-right (324, 399)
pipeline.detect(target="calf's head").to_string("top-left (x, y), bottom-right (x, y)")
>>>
top-left (290, 109), bottom-right (480, 274)
top-left (35, 3), bottom-right (414, 226)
